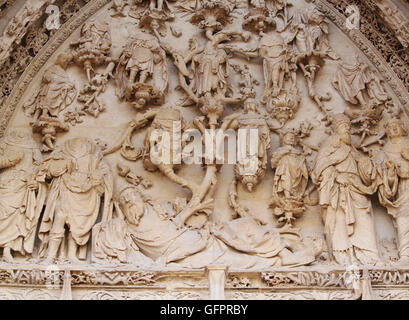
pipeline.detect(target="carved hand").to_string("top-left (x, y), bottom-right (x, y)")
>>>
top-left (9, 151), bottom-right (23, 165)
top-left (27, 178), bottom-right (39, 191)
top-left (385, 159), bottom-right (394, 169)
top-left (91, 172), bottom-right (103, 187)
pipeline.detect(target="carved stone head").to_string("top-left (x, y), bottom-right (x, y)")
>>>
top-left (332, 113), bottom-right (351, 144)
top-left (385, 118), bottom-right (407, 138)
top-left (56, 52), bottom-right (73, 69)
top-left (280, 129), bottom-right (298, 147)
top-left (118, 186), bottom-right (146, 226)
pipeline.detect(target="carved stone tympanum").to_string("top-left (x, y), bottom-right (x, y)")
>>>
top-left (0, 0), bottom-right (408, 300)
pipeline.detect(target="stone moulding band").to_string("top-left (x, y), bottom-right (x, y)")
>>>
top-left (0, 266), bottom-right (409, 288)
top-left (0, 0), bottom-right (408, 139)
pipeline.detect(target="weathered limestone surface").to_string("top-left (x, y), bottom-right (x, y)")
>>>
top-left (0, 0), bottom-right (408, 300)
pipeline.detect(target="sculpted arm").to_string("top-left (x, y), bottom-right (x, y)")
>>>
top-left (0, 150), bottom-right (23, 169)
top-left (37, 153), bottom-right (72, 182)
top-left (401, 148), bottom-right (409, 162)
top-left (270, 148), bottom-right (289, 169)
top-left (357, 155), bottom-right (376, 186)
top-left (377, 155), bottom-right (399, 207)
top-left (99, 160), bottom-right (114, 223)
top-left (397, 148), bottom-right (409, 179)
top-left (385, 159), bottom-right (400, 187)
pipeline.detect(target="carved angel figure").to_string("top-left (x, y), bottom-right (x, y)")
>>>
top-left (376, 118), bottom-right (409, 264)
top-left (115, 33), bottom-right (168, 109)
top-left (311, 114), bottom-right (380, 265)
top-left (0, 131), bottom-right (46, 262)
top-left (270, 129), bottom-right (308, 227)
top-left (37, 137), bottom-right (113, 263)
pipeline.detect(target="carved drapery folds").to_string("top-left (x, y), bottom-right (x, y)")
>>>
top-left (1, 0), bottom-right (409, 300)
top-left (37, 137), bottom-right (113, 263)
top-left (115, 32), bottom-right (168, 109)
top-left (24, 53), bottom-right (75, 152)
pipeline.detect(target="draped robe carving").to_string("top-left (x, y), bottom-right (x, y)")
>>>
top-left (0, 132), bottom-right (46, 262)
top-left (377, 119), bottom-right (409, 263)
top-left (38, 137), bottom-right (113, 261)
top-left (311, 116), bottom-right (380, 265)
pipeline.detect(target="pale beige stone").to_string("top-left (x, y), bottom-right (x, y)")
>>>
top-left (0, 0), bottom-right (408, 300)
top-left (311, 114), bottom-right (380, 265)
top-left (37, 137), bottom-right (113, 263)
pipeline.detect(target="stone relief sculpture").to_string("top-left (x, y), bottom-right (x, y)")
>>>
top-left (332, 54), bottom-right (390, 149)
top-left (95, 185), bottom-right (324, 268)
top-left (115, 32), bottom-right (168, 109)
top-left (207, 216), bottom-right (324, 268)
top-left (105, 106), bottom-right (217, 227)
top-left (71, 19), bottom-right (115, 117)
top-left (228, 32), bottom-right (300, 124)
top-left (1, 0), bottom-right (409, 301)
top-left (37, 137), bottom-right (113, 263)
top-left (311, 114), bottom-right (381, 266)
top-left (164, 2), bottom-right (251, 127)
top-left (108, 185), bottom-right (207, 265)
top-left (24, 53), bottom-right (76, 152)
top-left (0, 131), bottom-right (46, 262)
top-left (71, 20), bottom-right (113, 83)
top-left (270, 128), bottom-right (309, 228)
top-left (129, 0), bottom-right (176, 35)
top-left (259, 33), bottom-right (297, 99)
top-left (76, 72), bottom-right (112, 118)
top-left (376, 118), bottom-right (409, 264)
top-left (111, 0), bottom-right (128, 17)
top-left (333, 55), bottom-right (389, 110)
top-left (225, 2), bottom-right (337, 125)
top-left (281, 5), bottom-right (335, 114)
top-left (228, 99), bottom-right (270, 219)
